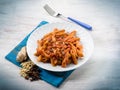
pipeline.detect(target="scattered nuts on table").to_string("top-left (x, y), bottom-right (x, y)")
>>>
top-left (20, 61), bottom-right (40, 81)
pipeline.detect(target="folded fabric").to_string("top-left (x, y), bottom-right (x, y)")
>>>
top-left (5, 21), bottom-right (74, 87)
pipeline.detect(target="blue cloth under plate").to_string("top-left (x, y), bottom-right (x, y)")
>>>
top-left (5, 21), bottom-right (74, 87)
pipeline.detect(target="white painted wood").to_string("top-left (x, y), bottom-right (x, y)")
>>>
top-left (0, 0), bottom-right (120, 90)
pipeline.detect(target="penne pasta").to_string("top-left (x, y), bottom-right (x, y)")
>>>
top-left (34, 28), bottom-right (84, 68)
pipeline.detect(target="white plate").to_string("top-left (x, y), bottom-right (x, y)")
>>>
top-left (27, 22), bottom-right (94, 72)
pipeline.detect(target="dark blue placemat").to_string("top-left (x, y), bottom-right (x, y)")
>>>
top-left (5, 21), bottom-right (74, 87)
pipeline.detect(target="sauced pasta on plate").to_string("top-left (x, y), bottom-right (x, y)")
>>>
top-left (34, 28), bottom-right (84, 68)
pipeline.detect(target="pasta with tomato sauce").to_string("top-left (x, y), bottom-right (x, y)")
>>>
top-left (34, 28), bottom-right (84, 68)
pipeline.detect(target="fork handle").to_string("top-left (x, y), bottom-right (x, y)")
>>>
top-left (67, 17), bottom-right (92, 30)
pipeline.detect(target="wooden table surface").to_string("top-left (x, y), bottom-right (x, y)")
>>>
top-left (0, 0), bottom-right (120, 90)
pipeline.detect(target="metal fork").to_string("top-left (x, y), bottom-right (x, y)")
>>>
top-left (44, 4), bottom-right (92, 30)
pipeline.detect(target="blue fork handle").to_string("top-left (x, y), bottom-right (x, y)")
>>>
top-left (67, 17), bottom-right (92, 30)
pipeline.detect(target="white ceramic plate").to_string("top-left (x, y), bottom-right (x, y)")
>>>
top-left (27, 22), bottom-right (94, 72)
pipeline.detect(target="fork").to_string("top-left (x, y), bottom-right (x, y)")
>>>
top-left (44, 4), bottom-right (92, 30)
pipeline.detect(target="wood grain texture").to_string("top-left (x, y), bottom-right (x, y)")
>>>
top-left (0, 0), bottom-right (120, 90)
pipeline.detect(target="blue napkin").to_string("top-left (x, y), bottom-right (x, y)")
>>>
top-left (5, 21), bottom-right (74, 87)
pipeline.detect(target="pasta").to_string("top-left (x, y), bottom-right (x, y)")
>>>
top-left (34, 28), bottom-right (84, 68)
